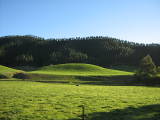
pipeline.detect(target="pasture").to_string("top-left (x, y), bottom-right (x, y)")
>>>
top-left (0, 81), bottom-right (160, 120)
top-left (0, 63), bottom-right (160, 120)
top-left (0, 65), bottom-right (22, 78)
top-left (30, 63), bottom-right (133, 76)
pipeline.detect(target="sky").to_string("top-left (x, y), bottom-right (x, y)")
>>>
top-left (0, 0), bottom-right (160, 44)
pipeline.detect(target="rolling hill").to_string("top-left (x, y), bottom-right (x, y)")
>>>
top-left (30, 63), bottom-right (133, 76)
top-left (0, 65), bottom-right (22, 78)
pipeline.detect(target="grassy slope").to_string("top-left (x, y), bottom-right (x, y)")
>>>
top-left (0, 65), bottom-right (22, 77)
top-left (0, 81), bottom-right (159, 120)
top-left (109, 65), bottom-right (137, 72)
top-left (0, 64), bottom-right (135, 86)
top-left (30, 63), bottom-right (133, 76)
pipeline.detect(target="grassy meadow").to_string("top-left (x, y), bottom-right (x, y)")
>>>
top-left (0, 63), bottom-right (160, 120)
top-left (0, 65), bottom-right (22, 78)
top-left (30, 63), bottom-right (133, 76)
top-left (0, 81), bottom-right (160, 120)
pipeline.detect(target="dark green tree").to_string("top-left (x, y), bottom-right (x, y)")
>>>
top-left (135, 55), bottom-right (157, 79)
top-left (0, 35), bottom-right (160, 67)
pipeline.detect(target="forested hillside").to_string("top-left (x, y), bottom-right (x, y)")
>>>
top-left (0, 35), bottom-right (160, 67)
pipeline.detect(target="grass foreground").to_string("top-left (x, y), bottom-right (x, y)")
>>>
top-left (0, 81), bottom-right (160, 120)
top-left (0, 63), bottom-right (160, 120)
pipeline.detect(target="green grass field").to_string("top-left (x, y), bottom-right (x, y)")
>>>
top-left (30, 63), bottom-right (133, 76)
top-left (0, 63), bottom-right (160, 120)
top-left (0, 65), bottom-right (22, 78)
top-left (0, 81), bottom-right (160, 120)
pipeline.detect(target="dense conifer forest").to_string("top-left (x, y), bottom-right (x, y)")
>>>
top-left (0, 35), bottom-right (160, 67)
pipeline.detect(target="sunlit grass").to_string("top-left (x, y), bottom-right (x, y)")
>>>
top-left (0, 81), bottom-right (159, 120)
top-left (0, 65), bottom-right (22, 78)
top-left (30, 63), bottom-right (133, 76)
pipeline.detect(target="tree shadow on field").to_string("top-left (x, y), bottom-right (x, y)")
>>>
top-left (26, 75), bottom-right (160, 87)
top-left (75, 75), bottom-right (142, 86)
top-left (69, 104), bottom-right (160, 120)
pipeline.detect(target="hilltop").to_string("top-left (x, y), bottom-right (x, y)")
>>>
top-left (30, 63), bottom-right (133, 76)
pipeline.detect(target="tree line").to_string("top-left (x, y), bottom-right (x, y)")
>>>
top-left (0, 35), bottom-right (160, 67)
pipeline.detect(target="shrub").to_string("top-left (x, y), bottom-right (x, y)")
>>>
top-left (13, 73), bottom-right (30, 79)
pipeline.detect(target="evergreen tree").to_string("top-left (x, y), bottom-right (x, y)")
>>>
top-left (136, 55), bottom-right (157, 78)
top-left (0, 35), bottom-right (160, 66)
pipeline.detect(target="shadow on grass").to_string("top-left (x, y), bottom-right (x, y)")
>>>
top-left (13, 66), bottom-right (38, 71)
top-left (75, 75), bottom-right (138, 86)
top-left (76, 76), bottom-right (160, 86)
top-left (27, 75), bottom-right (141, 86)
top-left (1, 74), bottom-right (160, 87)
top-left (108, 65), bottom-right (137, 72)
top-left (27, 75), bottom-right (160, 86)
top-left (0, 79), bottom-right (22, 81)
top-left (69, 104), bottom-right (160, 120)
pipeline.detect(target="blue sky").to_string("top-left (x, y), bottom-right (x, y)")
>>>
top-left (0, 0), bottom-right (160, 43)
